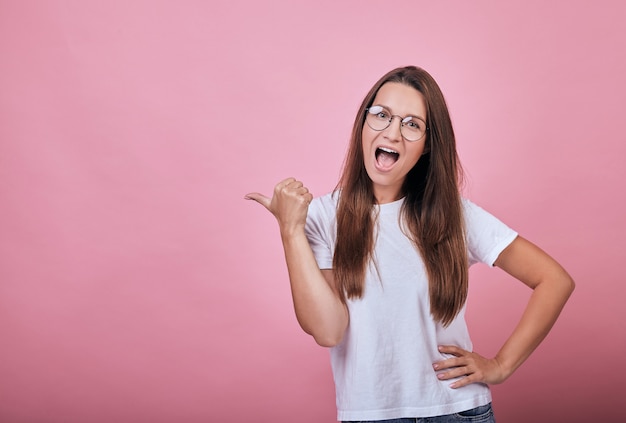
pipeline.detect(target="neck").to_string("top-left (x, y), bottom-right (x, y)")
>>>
top-left (373, 186), bottom-right (403, 204)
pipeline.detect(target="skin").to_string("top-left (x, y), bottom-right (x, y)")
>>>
top-left (245, 178), bottom-right (348, 347)
top-left (246, 82), bottom-right (575, 389)
top-left (362, 82), bottom-right (428, 203)
top-left (435, 237), bottom-right (574, 388)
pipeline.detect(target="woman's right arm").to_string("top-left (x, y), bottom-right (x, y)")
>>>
top-left (246, 177), bottom-right (349, 347)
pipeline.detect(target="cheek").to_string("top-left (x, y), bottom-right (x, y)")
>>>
top-left (361, 129), bottom-right (375, 152)
top-left (406, 144), bottom-right (425, 161)
top-left (361, 127), bottom-right (370, 143)
top-left (403, 151), bottom-right (425, 171)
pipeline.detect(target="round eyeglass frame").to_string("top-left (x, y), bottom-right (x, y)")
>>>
top-left (365, 106), bottom-right (428, 142)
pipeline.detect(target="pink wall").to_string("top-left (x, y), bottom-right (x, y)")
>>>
top-left (1, 1), bottom-right (624, 422)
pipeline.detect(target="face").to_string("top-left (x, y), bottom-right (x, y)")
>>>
top-left (362, 82), bottom-right (428, 204)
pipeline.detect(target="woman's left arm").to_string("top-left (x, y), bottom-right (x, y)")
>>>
top-left (434, 236), bottom-right (575, 388)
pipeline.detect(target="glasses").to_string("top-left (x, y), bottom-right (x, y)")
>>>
top-left (365, 105), bottom-right (427, 142)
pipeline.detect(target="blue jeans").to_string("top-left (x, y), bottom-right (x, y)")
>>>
top-left (343, 403), bottom-right (495, 423)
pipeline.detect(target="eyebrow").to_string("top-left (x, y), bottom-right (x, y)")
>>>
top-left (376, 103), bottom-right (426, 122)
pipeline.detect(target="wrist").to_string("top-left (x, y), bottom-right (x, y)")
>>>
top-left (493, 354), bottom-right (517, 381)
top-left (279, 224), bottom-right (306, 241)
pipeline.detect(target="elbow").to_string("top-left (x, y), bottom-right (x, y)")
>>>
top-left (566, 275), bottom-right (576, 295)
top-left (313, 331), bottom-right (344, 348)
top-left (303, 322), bottom-right (346, 347)
top-left (298, 309), bottom-right (349, 348)
top-left (544, 266), bottom-right (576, 296)
top-left (552, 272), bottom-right (575, 301)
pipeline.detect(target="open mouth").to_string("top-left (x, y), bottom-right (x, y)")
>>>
top-left (375, 147), bottom-right (399, 169)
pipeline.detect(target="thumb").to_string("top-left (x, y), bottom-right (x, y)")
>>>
top-left (244, 192), bottom-right (272, 211)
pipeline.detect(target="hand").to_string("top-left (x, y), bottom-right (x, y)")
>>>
top-left (433, 345), bottom-right (508, 389)
top-left (245, 177), bottom-right (313, 235)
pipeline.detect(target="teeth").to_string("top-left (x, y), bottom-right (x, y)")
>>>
top-left (379, 147), bottom-right (399, 154)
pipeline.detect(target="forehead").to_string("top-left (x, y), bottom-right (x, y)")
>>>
top-left (373, 82), bottom-right (426, 118)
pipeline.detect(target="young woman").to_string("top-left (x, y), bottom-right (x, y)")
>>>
top-left (246, 66), bottom-right (574, 423)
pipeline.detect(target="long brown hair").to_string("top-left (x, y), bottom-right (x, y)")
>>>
top-left (333, 66), bottom-right (467, 327)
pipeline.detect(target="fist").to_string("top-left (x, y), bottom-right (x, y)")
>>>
top-left (245, 177), bottom-right (313, 233)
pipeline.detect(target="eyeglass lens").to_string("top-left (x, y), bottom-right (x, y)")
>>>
top-left (366, 105), bottom-right (426, 141)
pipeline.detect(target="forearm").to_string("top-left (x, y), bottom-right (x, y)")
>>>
top-left (495, 271), bottom-right (574, 377)
top-left (245, 180), bottom-right (347, 346)
top-left (434, 269), bottom-right (573, 389)
top-left (281, 229), bottom-right (348, 347)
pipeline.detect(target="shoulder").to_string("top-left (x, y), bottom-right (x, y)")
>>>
top-left (308, 191), bottom-right (339, 219)
top-left (461, 197), bottom-right (500, 226)
top-left (461, 197), bottom-right (518, 265)
top-left (305, 191), bottom-right (338, 246)
top-left (305, 191), bottom-right (339, 234)
top-left (460, 197), bottom-right (483, 216)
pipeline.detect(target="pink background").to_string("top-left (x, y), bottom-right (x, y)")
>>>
top-left (1, 1), bottom-right (624, 422)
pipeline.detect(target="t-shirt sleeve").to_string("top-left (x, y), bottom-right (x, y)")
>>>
top-left (304, 195), bottom-right (335, 270)
top-left (463, 198), bottom-right (518, 266)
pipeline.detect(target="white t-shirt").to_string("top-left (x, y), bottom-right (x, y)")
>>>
top-left (305, 192), bottom-right (518, 421)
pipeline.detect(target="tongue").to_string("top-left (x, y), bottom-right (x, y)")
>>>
top-left (377, 151), bottom-right (398, 169)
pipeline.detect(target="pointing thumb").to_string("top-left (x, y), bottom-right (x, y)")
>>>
top-left (244, 192), bottom-right (272, 211)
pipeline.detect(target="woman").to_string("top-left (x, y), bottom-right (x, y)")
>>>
top-left (246, 66), bottom-right (574, 422)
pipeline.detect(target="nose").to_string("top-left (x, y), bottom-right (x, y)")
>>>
top-left (383, 116), bottom-right (403, 142)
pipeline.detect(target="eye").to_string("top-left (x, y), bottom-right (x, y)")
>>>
top-left (402, 117), bottom-right (423, 131)
top-left (369, 105), bottom-right (389, 120)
